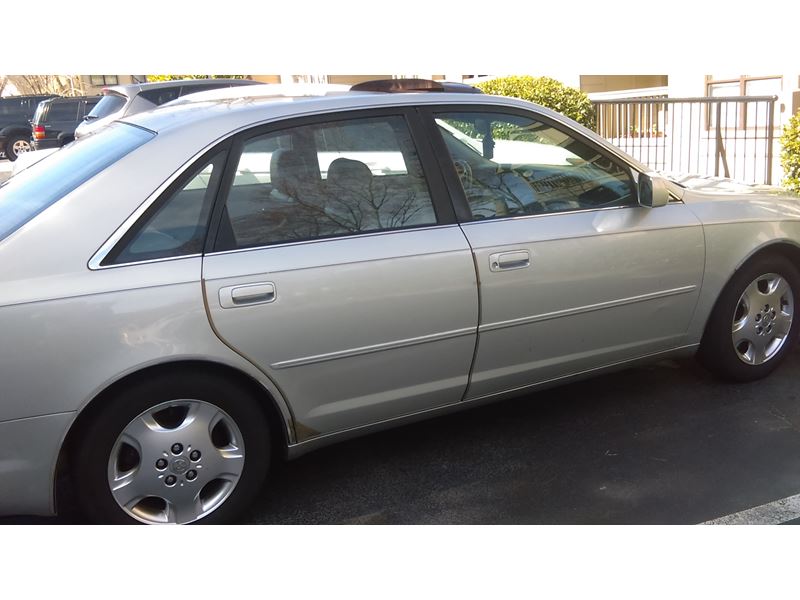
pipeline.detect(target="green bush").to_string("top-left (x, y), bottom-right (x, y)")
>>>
top-left (476, 76), bottom-right (596, 129)
top-left (781, 110), bottom-right (800, 194)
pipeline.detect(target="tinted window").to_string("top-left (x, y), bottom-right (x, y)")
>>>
top-left (31, 101), bottom-right (47, 124)
top-left (178, 83), bottom-right (229, 96)
top-left (139, 87), bottom-right (181, 106)
top-left (45, 101), bottom-right (79, 122)
top-left (81, 99), bottom-right (101, 118)
top-left (216, 115), bottom-right (437, 251)
top-left (434, 111), bottom-right (636, 220)
top-left (0, 99), bottom-right (23, 117)
top-left (0, 123), bottom-right (154, 242)
top-left (87, 94), bottom-right (127, 118)
top-left (104, 151), bottom-right (226, 265)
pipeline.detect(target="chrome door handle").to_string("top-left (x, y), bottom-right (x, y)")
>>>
top-left (489, 250), bottom-right (530, 272)
top-left (219, 282), bottom-right (276, 308)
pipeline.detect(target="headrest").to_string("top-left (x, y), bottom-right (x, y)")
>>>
top-left (270, 148), bottom-right (308, 196)
top-left (326, 157), bottom-right (372, 190)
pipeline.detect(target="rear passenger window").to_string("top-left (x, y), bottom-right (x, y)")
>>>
top-left (215, 115), bottom-right (438, 251)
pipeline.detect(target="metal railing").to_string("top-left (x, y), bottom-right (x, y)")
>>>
top-left (592, 95), bottom-right (779, 184)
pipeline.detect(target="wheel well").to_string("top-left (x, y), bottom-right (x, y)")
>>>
top-left (701, 242), bottom-right (800, 341)
top-left (749, 242), bottom-right (800, 272)
top-left (729, 242), bottom-right (800, 279)
top-left (54, 360), bottom-right (291, 512)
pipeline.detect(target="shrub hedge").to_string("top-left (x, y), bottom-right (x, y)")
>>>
top-left (781, 110), bottom-right (800, 194)
top-left (476, 76), bottom-right (596, 129)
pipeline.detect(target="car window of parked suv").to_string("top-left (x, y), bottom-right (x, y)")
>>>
top-left (87, 93), bottom-right (127, 119)
top-left (433, 110), bottom-right (636, 219)
top-left (46, 101), bottom-right (80, 121)
top-left (139, 86), bottom-right (182, 106)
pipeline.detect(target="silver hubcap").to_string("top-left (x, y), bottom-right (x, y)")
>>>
top-left (107, 400), bottom-right (245, 524)
top-left (12, 139), bottom-right (31, 155)
top-left (732, 272), bottom-right (793, 365)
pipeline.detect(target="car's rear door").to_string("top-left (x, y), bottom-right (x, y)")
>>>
top-left (421, 105), bottom-right (705, 401)
top-left (201, 108), bottom-right (479, 437)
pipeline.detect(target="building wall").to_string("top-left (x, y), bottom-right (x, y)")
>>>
top-left (580, 75), bottom-right (668, 94)
top-left (251, 75), bottom-right (282, 84)
top-left (81, 75), bottom-right (145, 95)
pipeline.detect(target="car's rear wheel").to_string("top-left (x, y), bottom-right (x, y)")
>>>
top-left (71, 372), bottom-right (270, 524)
top-left (5, 135), bottom-right (32, 161)
top-left (699, 254), bottom-right (800, 382)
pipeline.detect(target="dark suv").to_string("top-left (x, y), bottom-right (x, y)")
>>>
top-left (31, 96), bottom-right (101, 151)
top-left (0, 94), bottom-right (57, 160)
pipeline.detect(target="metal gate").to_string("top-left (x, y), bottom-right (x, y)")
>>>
top-left (592, 95), bottom-right (779, 184)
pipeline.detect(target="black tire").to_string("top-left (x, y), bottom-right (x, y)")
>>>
top-left (4, 134), bottom-right (32, 161)
top-left (698, 254), bottom-right (800, 382)
top-left (71, 370), bottom-right (271, 524)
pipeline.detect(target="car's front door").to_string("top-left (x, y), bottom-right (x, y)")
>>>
top-left (423, 107), bottom-right (705, 400)
top-left (202, 110), bottom-right (479, 437)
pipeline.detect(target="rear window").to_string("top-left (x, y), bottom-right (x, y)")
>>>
top-left (45, 101), bottom-right (79, 122)
top-left (0, 123), bottom-right (155, 242)
top-left (87, 93), bottom-right (127, 119)
top-left (31, 101), bottom-right (47, 124)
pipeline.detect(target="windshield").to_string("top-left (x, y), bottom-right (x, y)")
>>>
top-left (0, 123), bottom-right (154, 242)
top-left (86, 93), bottom-right (127, 119)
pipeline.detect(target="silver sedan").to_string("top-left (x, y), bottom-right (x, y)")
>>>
top-left (1, 80), bottom-right (799, 524)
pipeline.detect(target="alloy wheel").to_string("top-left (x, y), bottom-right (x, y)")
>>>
top-left (731, 272), bottom-right (794, 365)
top-left (106, 399), bottom-right (245, 524)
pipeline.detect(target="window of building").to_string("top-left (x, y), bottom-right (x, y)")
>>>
top-left (706, 76), bottom-right (782, 129)
top-left (90, 75), bottom-right (120, 86)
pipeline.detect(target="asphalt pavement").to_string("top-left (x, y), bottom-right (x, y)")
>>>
top-left (6, 348), bottom-right (800, 525)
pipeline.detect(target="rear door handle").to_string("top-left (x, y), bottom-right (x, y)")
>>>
top-left (219, 282), bottom-right (276, 308)
top-left (489, 250), bottom-right (530, 272)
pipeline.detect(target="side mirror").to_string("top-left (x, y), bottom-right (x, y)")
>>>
top-left (638, 173), bottom-right (669, 208)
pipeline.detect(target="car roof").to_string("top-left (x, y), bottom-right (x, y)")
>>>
top-left (122, 84), bottom-right (651, 174)
top-left (102, 78), bottom-right (259, 98)
top-left (39, 95), bottom-right (101, 105)
top-left (126, 87), bottom-right (560, 136)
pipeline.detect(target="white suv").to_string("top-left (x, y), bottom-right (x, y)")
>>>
top-left (74, 78), bottom-right (259, 140)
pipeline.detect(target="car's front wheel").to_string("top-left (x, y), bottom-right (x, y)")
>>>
top-left (699, 254), bottom-right (800, 382)
top-left (71, 371), bottom-right (271, 524)
top-left (4, 135), bottom-right (32, 161)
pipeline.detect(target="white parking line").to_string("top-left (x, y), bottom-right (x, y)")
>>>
top-left (702, 492), bottom-right (800, 524)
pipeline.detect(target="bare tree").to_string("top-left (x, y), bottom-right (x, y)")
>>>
top-left (5, 75), bottom-right (86, 96)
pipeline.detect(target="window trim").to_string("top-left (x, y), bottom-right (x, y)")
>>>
top-left (205, 106), bottom-right (457, 254)
top-left (417, 104), bottom-right (640, 223)
top-left (92, 141), bottom-right (233, 268)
